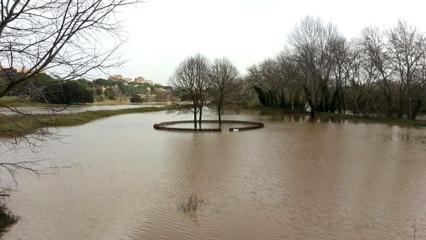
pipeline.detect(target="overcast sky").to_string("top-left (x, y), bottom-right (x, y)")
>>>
top-left (108, 0), bottom-right (426, 85)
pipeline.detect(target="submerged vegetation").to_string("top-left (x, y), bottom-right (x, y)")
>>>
top-left (0, 206), bottom-right (17, 238)
top-left (179, 193), bottom-right (204, 215)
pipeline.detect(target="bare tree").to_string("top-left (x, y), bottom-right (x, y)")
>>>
top-left (171, 58), bottom-right (199, 129)
top-left (247, 17), bottom-right (426, 120)
top-left (0, 0), bottom-right (139, 97)
top-left (388, 20), bottom-right (425, 119)
top-left (193, 54), bottom-right (210, 128)
top-left (417, 45), bottom-right (426, 119)
top-left (330, 37), bottom-right (349, 114)
top-left (343, 41), bottom-right (363, 114)
top-left (170, 54), bottom-right (210, 129)
top-left (0, 0), bottom-right (139, 182)
top-left (361, 26), bottom-right (395, 117)
top-left (210, 57), bottom-right (239, 126)
top-left (289, 16), bottom-right (342, 118)
top-left (344, 41), bottom-right (382, 116)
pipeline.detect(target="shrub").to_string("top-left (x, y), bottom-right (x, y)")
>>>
top-left (104, 88), bottom-right (116, 100)
top-left (130, 94), bottom-right (143, 103)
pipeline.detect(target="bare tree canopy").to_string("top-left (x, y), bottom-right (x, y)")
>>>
top-left (388, 20), bottom-right (425, 119)
top-left (288, 16), bottom-right (345, 118)
top-left (0, 0), bottom-right (139, 98)
top-left (171, 55), bottom-right (243, 128)
top-left (170, 54), bottom-right (210, 129)
top-left (248, 16), bottom-right (426, 120)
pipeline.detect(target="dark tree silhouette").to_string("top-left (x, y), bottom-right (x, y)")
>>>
top-left (170, 54), bottom-right (210, 129)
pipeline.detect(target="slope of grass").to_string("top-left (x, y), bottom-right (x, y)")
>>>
top-left (0, 105), bottom-right (180, 138)
top-left (0, 96), bottom-right (68, 108)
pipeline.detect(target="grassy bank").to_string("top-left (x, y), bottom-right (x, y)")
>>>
top-left (0, 105), bottom-right (181, 138)
top-left (0, 96), bottom-right (68, 108)
top-left (0, 96), bottom-right (134, 107)
top-left (243, 106), bottom-right (426, 128)
top-left (0, 206), bottom-right (17, 238)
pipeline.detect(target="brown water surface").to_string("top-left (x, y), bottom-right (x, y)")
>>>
top-left (1, 110), bottom-right (426, 240)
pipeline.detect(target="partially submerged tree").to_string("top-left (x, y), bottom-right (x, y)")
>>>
top-left (193, 55), bottom-right (211, 128)
top-left (210, 57), bottom-right (239, 126)
top-left (288, 16), bottom-right (343, 118)
top-left (170, 54), bottom-right (210, 129)
top-left (388, 20), bottom-right (425, 119)
top-left (361, 26), bottom-right (395, 117)
top-left (171, 55), bottom-right (243, 129)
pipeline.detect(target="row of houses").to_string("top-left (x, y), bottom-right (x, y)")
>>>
top-left (108, 75), bottom-right (153, 85)
top-left (106, 73), bottom-right (174, 102)
top-left (1, 68), bottom-right (175, 103)
top-left (136, 87), bottom-right (174, 102)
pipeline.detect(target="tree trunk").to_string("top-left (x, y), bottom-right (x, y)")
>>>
top-left (385, 97), bottom-right (393, 118)
top-left (340, 88), bottom-right (346, 114)
top-left (193, 107), bottom-right (197, 129)
top-left (410, 100), bottom-right (422, 120)
top-left (310, 105), bottom-right (316, 119)
top-left (218, 105), bottom-right (222, 127)
top-left (397, 98), bottom-right (404, 119)
top-left (198, 107), bottom-right (203, 129)
top-left (354, 93), bottom-right (362, 115)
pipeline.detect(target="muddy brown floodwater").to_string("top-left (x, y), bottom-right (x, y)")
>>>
top-left (1, 110), bottom-right (426, 240)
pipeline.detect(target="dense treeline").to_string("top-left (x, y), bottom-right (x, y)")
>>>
top-left (247, 17), bottom-right (426, 119)
top-left (33, 81), bottom-right (94, 104)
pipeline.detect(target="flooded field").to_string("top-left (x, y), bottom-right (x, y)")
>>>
top-left (1, 110), bottom-right (426, 240)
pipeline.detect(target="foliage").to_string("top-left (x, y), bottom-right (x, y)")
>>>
top-left (4, 73), bottom-right (173, 104)
top-left (33, 81), bottom-right (94, 104)
top-left (104, 87), bottom-right (116, 100)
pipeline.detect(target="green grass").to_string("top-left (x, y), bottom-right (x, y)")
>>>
top-left (0, 96), bottom-right (132, 107)
top-left (0, 206), bottom-right (17, 238)
top-left (0, 96), bottom-right (69, 108)
top-left (0, 105), bottom-right (182, 138)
